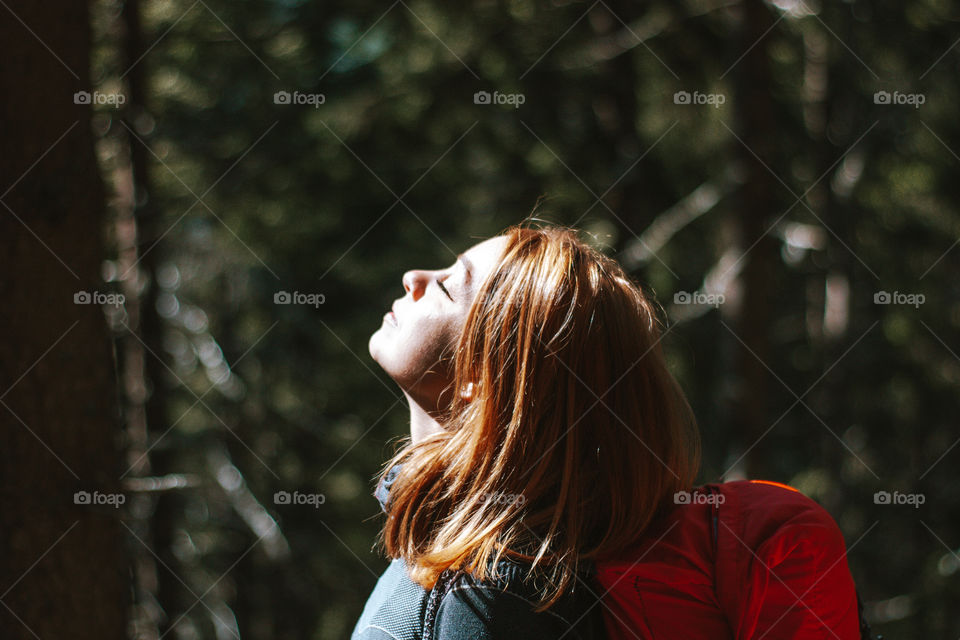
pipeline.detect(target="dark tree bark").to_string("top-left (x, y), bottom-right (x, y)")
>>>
top-left (115, 0), bottom-right (183, 635)
top-left (587, 0), bottom-right (650, 245)
top-left (0, 1), bottom-right (129, 638)
top-left (727, 0), bottom-right (780, 478)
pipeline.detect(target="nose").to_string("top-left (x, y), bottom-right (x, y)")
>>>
top-left (402, 269), bottom-right (430, 301)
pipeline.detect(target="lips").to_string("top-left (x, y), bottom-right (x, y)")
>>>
top-left (385, 301), bottom-right (399, 327)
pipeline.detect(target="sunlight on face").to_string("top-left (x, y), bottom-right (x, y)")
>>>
top-left (368, 236), bottom-right (508, 410)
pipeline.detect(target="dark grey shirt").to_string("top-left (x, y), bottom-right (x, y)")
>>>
top-left (351, 556), bottom-right (606, 640)
top-left (352, 465), bottom-right (606, 639)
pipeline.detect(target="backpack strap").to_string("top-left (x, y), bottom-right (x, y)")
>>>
top-left (706, 485), bottom-right (720, 555)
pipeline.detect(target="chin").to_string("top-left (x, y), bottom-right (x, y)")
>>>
top-left (368, 328), bottom-right (386, 364)
top-left (369, 329), bottom-right (404, 381)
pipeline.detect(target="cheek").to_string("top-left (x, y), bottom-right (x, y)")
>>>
top-left (398, 319), bottom-right (448, 370)
top-left (370, 308), bottom-right (461, 381)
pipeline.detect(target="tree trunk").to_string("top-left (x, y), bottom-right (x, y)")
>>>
top-left (727, 0), bottom-right (779, 478)
top-left (116, 0), bottom-right (184, 635)
top-left (0, 1), bottom-right (129, 638)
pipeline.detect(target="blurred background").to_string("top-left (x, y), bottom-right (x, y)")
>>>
top-left (2, 0), bottom-right (959, 638)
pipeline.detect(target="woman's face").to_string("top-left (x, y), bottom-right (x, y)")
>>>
top-left (369, 235), bottom-right (508, 410)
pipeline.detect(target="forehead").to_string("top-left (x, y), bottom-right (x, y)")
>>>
top-left (460, 236), bottom-right (508, 276)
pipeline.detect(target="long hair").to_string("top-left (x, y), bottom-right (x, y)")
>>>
top-left (379, 224), bottom-right (700, 608)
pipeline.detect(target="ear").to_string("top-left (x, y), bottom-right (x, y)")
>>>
top-left (459, 381), bottom-right (476, 401)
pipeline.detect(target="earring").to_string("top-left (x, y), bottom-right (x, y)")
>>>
top-left (459, 382), bottom-right (476, 401)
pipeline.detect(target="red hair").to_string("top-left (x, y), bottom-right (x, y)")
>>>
top-left (379, 224), bottom-right (700, 608)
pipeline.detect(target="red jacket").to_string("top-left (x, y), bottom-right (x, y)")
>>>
top-left (595, 480), bottom-right (860, 639)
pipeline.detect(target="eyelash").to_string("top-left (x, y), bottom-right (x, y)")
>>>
top-left (437, 279), bottom-right (454, 301)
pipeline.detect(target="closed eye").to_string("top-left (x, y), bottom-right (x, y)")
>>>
top-left (437, 279), bottom-right (454, 301)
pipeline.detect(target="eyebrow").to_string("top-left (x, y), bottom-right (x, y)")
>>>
top-left (457, 253), bottom-right (473, 286)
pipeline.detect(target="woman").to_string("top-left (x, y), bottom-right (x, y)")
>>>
top-left (352, 224), bottom-right (700, 639)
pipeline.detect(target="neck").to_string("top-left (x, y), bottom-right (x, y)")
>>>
top-left (406, 391), bottom-right (445, 444)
